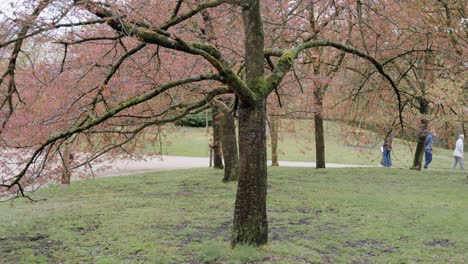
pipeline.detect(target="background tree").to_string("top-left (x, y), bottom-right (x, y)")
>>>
top-left (210, 103), bottom-right (224, 169)
top-left (269, 114), bottom-right (280, 166)
top-left (215, 98), bottom-right (240, 182)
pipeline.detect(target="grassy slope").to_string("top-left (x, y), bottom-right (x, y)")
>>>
top-left (144, 120), bottom-right (455, 169)
top-left (1, 167), bottom-right (467, 263)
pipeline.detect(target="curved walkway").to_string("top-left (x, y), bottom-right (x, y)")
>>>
top-left (90, 155), bottom-right (372, 178)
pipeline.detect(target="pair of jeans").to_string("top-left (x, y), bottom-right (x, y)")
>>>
top-left (424, 149), bottom-right (432, 169)
top-left (383, 149), bottom-right (392, 167)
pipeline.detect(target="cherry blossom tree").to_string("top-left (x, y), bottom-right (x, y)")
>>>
top-left (3, 0), bottom-right (463, 246)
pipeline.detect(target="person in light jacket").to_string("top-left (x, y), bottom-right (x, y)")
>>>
top-left (452, 134), bottom-right (464, 170)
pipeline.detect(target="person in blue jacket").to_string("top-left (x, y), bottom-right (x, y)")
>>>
top-left (424, 129), bottom-right (435, 169)
top-left (382, 133), bottom-right (393, 167)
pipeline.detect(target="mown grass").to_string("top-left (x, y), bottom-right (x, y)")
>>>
top-left (144, 120), bottom-right (455, 169)
top-left (1, 167), bottom-right (467, 263)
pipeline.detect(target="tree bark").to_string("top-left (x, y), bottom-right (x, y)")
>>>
top-left (270, 115), bottom-right (279, 166)
top-left (412, 123), bottom-right (427, 170)
top-left (232, 99), bottom-right (268, 246)
top-left (411, 97), bottom-right (428, 170)
top-left (211, 104), bottom-right (224, 169)
top-left (61, 146), bottom-right (71, 186)
top-left (219, 103), bottom-right (239, 182)
top-left (314, 89), bottom-right (326, 168)
top-left (231, 0), bottom-right (268, 246)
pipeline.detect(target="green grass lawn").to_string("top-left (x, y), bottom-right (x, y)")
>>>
top-left (1, 167), bottom-right (467, 263)
top-left (143, 120), bottom-right (455, 169)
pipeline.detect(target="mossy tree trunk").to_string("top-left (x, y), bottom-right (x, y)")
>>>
top-left (211, 103), bottom-right (224, 169)
top-left (218, 101), bottom-right (239, 182)
top-left (232, 99), bottom-right (268, 246)
top-left (270, 115), bottom-right (279, 166)
top-left (232, 0), bottom-right (268, 246)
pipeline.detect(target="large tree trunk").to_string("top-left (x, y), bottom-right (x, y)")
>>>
top-left (232, 0), bottom-right (268, 246)
top-left (270, 115), bottom-right (279, 166)
top-left (232, 99), bottom-right (268, 246)
top-left (219, 103), bottom-right (239, 182)
top-left (411, 97), bottom-right (428, 170)
top-left (314, 90), bottom-right (326, 168)
top-left (211, 104), bottom-right (224, 169)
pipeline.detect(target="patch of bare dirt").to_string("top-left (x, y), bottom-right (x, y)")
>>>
top-left (0, 233), bottom-right (63, 262)
top-left (423, 239), bottom-right (456, 247)
top-left (71, 224), bottom-right (99, 233)
top-left (343, 239), bottom-right (383, 248)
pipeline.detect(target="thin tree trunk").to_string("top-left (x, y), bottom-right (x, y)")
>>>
top-left (61, 145), bottom-right (71, 186)
top-left (232, 99), bottom-right (268, 246)
top-left (197, 0), bottom-right (223, 170)
top-left (314, 90), bottom-right (326, 168)
top-left (219, 103), bottom-right (239, 182)
top-left (412, 129), bottom-right (426, 170)
top-left (211, 103), bottom-right (224, 169)
top-left (270, 115), bottom-right (279, 166)
top-left (412, 97), bottom-right (428, 170)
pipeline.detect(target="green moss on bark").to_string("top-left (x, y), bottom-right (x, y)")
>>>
top-left (223, 70), bottom-right (259, 104)
top-left (265, 50), bottom-right (296, 95)
top-left (248, 76), bottom-right (267, 94)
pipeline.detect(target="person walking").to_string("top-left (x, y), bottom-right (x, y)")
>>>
top-left (382, 133), bottom-right (393, 167)
top-left (424, 129), bottom-right (435, 169)
top-left (452, 134), bottom-right (464, 170)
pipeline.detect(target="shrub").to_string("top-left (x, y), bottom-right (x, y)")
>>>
top-left (175, 110), bottom-right (212, 127)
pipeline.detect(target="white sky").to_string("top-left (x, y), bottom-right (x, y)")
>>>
top-left (0, 0), bottom-right (17, 15)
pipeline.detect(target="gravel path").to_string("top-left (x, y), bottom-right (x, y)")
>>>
top-left (90, 155), bottom-right (372, 178)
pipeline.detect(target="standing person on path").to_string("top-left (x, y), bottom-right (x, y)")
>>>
top-left (382, 133), bottom-right (393, 167)
top-left (424, 129), bottom-right (435, 169)
top-left (452, 134), bottom-right (464, 170)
